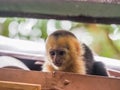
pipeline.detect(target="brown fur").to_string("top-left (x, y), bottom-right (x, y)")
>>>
top-left (42, 30), bottom-right (86, 74)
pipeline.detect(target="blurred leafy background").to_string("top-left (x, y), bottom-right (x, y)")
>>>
top-left (0, 17), bottom-right (120, 60)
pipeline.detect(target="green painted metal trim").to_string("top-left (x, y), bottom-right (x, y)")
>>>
top-left (0, 0), bottom-right (120, 24)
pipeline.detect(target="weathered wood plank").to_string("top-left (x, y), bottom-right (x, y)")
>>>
top-left (0, 81), bottom-right (41, 90)
top-left (0, 68), bottom-right (120, 90)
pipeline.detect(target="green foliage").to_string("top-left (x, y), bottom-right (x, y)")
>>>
top-left (1, 18), bottom-right (11, 37)
top-left (0, 17), bottom-right (120, 60)
top-left (34, 20), bottom-right (48, 39)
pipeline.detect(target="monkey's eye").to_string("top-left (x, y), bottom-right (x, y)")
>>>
top-left (49, 51), bottom-right (56, 56)
top-left (58, 51), bottom-right (65, 56)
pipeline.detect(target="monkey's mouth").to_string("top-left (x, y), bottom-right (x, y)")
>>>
top-left (54, 60), bottom-right (63, 67)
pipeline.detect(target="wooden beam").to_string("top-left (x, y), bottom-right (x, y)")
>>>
top-left (0, 0), bottom-right (120, 24)
top-left (0, 81), bottom-right (41, 90)
top-left (0, 68), bottom-right (120, 90)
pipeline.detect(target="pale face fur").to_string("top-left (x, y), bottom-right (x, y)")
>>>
top-left (42, 30), bottom-right (86, 74)
top-left (45, 35), bottom-right (84, 71)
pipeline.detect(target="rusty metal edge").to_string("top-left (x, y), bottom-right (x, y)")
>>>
top-left (0, 11), bottom-right (120, 24)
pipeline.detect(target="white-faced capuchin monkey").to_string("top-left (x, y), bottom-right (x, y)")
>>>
top-left (42, 30), bottom-right (108, 76)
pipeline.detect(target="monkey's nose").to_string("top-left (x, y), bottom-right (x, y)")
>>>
top-left (54, 60), bottom-right (63, 67)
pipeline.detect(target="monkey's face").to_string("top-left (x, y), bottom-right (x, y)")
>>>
top-left (49, 48), bottom-right (68, 67)
top-left (46, 35), bottom-right (81, 70)
top-left (46, 37), bottom-right (73, 69)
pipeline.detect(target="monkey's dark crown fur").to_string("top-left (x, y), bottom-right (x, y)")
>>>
top-left (50, 30), bottom-right (76, 38)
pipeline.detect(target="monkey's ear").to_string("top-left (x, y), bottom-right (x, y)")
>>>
top-left (74, 44), bottom-right (83, 56)
top-left (77, 43), bottom-right (85, 56)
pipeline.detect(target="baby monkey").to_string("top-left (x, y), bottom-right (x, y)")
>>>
top-left (42, 30), bottom-right (108, 76)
